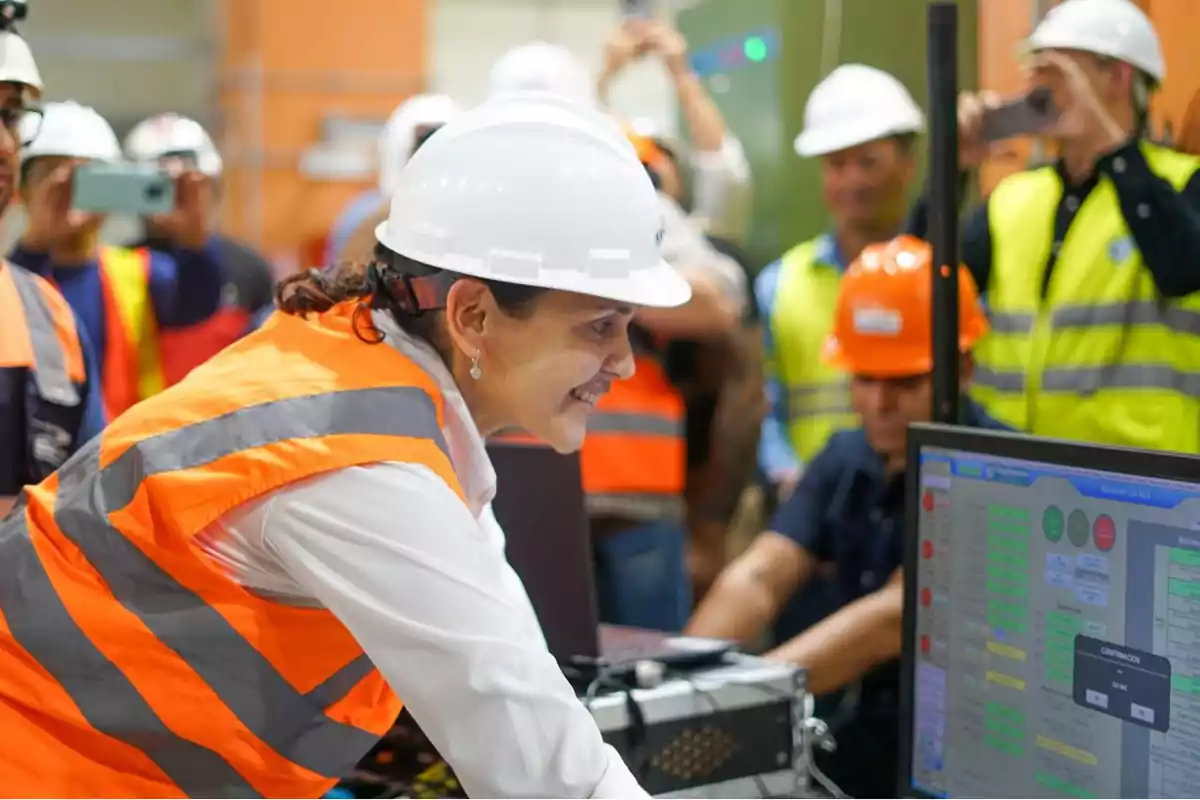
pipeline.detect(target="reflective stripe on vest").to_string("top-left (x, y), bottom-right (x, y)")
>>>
top-left (1, 266), bottom-right (87, 486)
top-left (0, 306), bottom-right (459, 796)
top-left (580, 354), bottom-right (686, 521)
top-left (99, 246), bottom-right (163, 416)
top-left (974, 142), bottom-right (1200, 452)
top-left (2, 265), bottom-right (84, 403)
top-left (769, 238), bottom-right (856, 463)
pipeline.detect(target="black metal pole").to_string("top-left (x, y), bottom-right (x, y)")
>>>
top-left (927, 1), bottom-right (960, 425)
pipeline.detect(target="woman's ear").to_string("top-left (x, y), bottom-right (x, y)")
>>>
top-left (443, 278), bottom-right (491, 358)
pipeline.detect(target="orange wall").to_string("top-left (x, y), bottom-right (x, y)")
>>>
top-left (216, 0), bottom-right (427, 259)
top-left (977, 0), bottom-right (1199, 192)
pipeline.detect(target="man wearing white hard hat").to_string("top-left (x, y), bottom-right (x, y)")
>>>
top-left (326, 93), bottom-right (462, 267)
top-left (757, 64), bottom-right (924, 501)
top-left (124, 112), bottom-right (276, 383)
top-left (0, 91), bottom-right (681, 797)
top-left (11, 101), bottom-right (225, 418)
top-left (0, 8), bottom-right (106, 518)
top-left (954, 0), bottom-right (1200, 453)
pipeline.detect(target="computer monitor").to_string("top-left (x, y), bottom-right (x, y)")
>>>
top-left (898, 424), bottom-right (1200, 799)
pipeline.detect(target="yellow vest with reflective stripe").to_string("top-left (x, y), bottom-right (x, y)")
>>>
top-left (973, 142), bottom-right (1200, 453)
top-left (769, 238), bottom-right (857, 463)
top-left (102, 246), bottom-right (164, 402)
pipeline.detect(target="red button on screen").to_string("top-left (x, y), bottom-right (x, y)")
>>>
top-left (920, 587), bottom-right (932, 607)
top-left (922, 539), bottom-right (934, 559)
top-left (1093, 514), bottom-right (1116, 552)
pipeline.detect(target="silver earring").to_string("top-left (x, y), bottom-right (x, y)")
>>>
top-left (469, 352), bottom-right (482, 380)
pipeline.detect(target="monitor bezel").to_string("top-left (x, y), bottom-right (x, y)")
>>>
top-left (897, 423), bottom-right (1200, 799)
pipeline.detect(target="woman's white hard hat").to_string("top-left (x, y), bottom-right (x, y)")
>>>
top-left (377, 93), bottom-right (462, 197)
top-left (124, 113), bottom-right (224, 177)
top-left (794, 64), bottom-right (925, 157)
top-left (22, 100), bottom-right (121, 162)
top-left (375, 91), bottom-right (691, 309)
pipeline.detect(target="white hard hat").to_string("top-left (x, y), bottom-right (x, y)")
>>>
top-left (0, 30), bottom-right (41, 95)
top-left (1027, 0), bottom-right (1164, 82)
top-left (375, 92), bottom-right (689, 309)
top-left (125, 113), bottom-right (223, 177)
top-left (487, 41), bottom-right (596, 108)
top-left (794, 64), bottom-right (925, 157)
top-left (378, 93), bottom-right (462, 197)
top-left (22, 101), bottom-right (121, 162)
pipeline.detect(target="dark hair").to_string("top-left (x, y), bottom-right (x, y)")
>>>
top-left (275, 243), bottom-right (547, 355)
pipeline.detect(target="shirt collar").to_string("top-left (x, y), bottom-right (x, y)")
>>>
top-left (372, 309), bottom-right (497, 517)
top-left (812, 232), bottom-right (846, 271)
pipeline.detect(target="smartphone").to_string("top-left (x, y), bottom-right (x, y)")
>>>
top-left (621, 0), bottom-right (653, 19)
top-left (980, 87), bottom-right (1057, 143)
top-left (71, 162), bottom-right (176, 216)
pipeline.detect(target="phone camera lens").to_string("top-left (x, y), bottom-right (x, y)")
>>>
top-left (145, 184), bottom-right (164, 201)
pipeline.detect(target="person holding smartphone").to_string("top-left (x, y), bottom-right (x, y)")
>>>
top-left (0, 21), bottom-right (106, 518)
top-left (10, 101), bottom-right (225, 417)
top-left (944, 0), bottom-right (1200, 454)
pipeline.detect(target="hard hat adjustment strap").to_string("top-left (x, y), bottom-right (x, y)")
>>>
top-left (368, 261), bottom-right (455, 315)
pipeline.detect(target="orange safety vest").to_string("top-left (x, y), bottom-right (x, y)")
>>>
top-left (579, 353), bottom-right (686, 521)
top-left (0, 263), bottom-right (87, 484)
top-left (159, 306), bottom-right (252, 387)
top-left (0, 301), bottom-right (463, 797)
top-left (95, 246), bottom-right (165, 417)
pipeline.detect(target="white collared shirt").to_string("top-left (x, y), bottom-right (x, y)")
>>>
top-left (197, 311), bottom-right (646, 799)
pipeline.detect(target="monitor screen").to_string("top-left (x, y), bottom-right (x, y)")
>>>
top-left (905, 431), bottom-right (1200, 798)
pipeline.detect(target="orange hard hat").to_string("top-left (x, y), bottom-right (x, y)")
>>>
top-left (822, 234), bottom-right (988, 377)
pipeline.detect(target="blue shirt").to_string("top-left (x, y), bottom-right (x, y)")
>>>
top-left (768, 399), bottom-right (1008, 715)
top-left (325, 189), bottom-right (385, 266)
top-left (755, 233), bottom-right (846, 479)
top-left (10, 240), bottom-right (226, 375)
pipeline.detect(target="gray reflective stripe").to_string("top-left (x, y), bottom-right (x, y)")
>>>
top-left (986, 310), bottom-right (1035, 335)
top-left (988, 302), bottom-right (1200, 336)
top-left (7, 267), bottom-right (82, 406)
top-left (972, 365), bottom-right (1027, 393)
top-left (29, 386), bottom-right (447, 787)
top-left (588, 411), bottom-right (682, 437)
top-left (1052, 301), bottom-right (1200, 335)
top-left (586, 492), bottom-right (685, 522)
top-left (0, 500), bottom-right (260, 797)
top-left (788, 403), bottom-right (855, 418)
top-left (787, 381), bottom-right (852, 417)
top-left (973, 364), bottom-right (1200, 395)
top-left (1041, 364), bottom-right (1200, 396)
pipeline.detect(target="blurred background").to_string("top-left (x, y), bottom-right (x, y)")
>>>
top-left (6, 0), bottom-right (1198, 272)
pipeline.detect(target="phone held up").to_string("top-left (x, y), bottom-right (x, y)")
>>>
top-left (71, 162), bottom-right (176, 218)
top-left (620, 0), bottom-right (653, 20)
top-left (979, 87), bottom-right (1058, 143)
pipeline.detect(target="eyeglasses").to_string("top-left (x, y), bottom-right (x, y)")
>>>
top-left (1, 105), bottom-right (44, 147)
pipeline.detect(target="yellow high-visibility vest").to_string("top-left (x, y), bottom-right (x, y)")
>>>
top-left (973, 142), bottom-right (1200, 453)
top-left (770, 238), bottom-right (857, 463)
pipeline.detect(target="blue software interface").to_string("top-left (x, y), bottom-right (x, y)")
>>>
top-left (910, 447), bottom-right (1200, 798)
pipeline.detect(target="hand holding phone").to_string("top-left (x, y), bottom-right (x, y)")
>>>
top-left (71, 162), bottom-right (176, 217)
top-left (979, 87), bottom-right (1057, 143)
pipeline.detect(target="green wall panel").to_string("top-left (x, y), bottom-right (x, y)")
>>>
top-left (678, 0), bottom-right (978, 270)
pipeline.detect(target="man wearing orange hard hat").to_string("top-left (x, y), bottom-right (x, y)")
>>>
top-left (687, 235), bottom-right (1006, 798)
